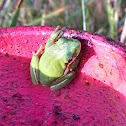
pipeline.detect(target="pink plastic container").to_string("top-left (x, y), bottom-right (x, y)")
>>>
top-left (0, 26), bottom-right (126, 126)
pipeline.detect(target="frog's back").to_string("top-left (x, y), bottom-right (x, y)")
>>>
top-left (39, 43), bottom-right (71, 77)
top-left (39, 38), bottom-right (80, 85)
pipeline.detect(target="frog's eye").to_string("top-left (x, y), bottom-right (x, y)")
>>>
top-left (68, 57), bottom-right (72, 63)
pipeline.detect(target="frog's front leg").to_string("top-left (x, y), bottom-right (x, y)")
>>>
top-left (30, 53), bottom-right (39, 84)
top-left (30, 45), bottom-right (44, 84)
top-left (50, 71), bottom-right (76, 91)
top-left (69, 53), bottom-right (82, 71)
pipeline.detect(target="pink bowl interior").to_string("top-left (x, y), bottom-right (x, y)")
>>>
top-left (0, 26), bottom-right (126, 125)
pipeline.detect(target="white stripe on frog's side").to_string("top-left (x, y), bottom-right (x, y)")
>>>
top-left (33, 68), bottom-right (38, 84)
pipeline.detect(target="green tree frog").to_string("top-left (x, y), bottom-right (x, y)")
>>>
top-left (30, 26), bottom-right (81, 91)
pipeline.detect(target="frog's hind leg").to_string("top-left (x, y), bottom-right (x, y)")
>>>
top-left (50, 71), bottom-right (76, 91)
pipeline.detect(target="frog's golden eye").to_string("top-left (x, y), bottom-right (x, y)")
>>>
top-left (68, 57), bottom-right (72, 63)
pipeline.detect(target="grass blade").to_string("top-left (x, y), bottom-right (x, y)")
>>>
top-left (28, 5), bottom-right (73, 26)
top-left (106, 0), bottom-right (115, 39)
top-left (9, 0), bottom-right (23, 27)
top-left (120, 18), bottom-right (126, 43)
top-left (9, 7), bottom-right (20, 27)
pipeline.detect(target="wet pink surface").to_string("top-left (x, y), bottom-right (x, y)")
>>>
top-left (0, 26), bottom-right (126, 126)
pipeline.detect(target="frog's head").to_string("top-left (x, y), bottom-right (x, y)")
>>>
top-left (57, 37), bottom-right (81, 57)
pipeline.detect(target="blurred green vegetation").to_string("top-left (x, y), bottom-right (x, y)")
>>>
top-left (0, 0), bottom-right (126, 41)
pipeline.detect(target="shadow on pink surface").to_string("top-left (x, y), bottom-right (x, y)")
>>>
top-left (0, 52), bottom-right (126, 126)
